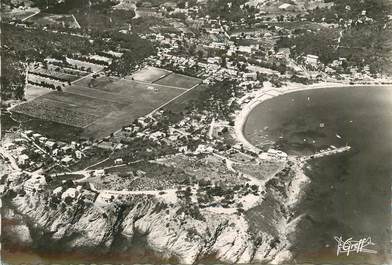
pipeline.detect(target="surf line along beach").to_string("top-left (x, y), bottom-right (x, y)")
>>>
top-left (233, 81), bottom-right (392, 263)
top-left (232, 81), bottom-right (392, 208)
top-left (234, 81), bottom-right (392, 154)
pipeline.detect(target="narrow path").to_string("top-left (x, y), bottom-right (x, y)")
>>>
top-left (21, 10), bottom-right (40, 22)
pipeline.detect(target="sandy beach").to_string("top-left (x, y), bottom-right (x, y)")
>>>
top-left (233, 81), bottom-right (392, 264)
top-left (234, 81), bottom-right (392, 153)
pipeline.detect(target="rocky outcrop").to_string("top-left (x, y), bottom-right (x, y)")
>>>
top-left (2, 163), bottom-right (307, 264)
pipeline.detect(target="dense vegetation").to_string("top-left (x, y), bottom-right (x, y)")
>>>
top-left (311, 0), bottom-right (390, 23)
top-left (2, 23), bottom-right (101, 100)
top-left (191, 79), bottom-right (241, 121)
top-left (277, 0), bottom-right (392, 74)
top-left (203, 0), bottom-right (248, 21)
top-left (277, 28), bottom-right (339, 65)
top-left (1, 23), bottom-right (155, 100)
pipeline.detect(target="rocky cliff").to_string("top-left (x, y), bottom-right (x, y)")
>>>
top-left (2, 162), bottom-right (309, 264)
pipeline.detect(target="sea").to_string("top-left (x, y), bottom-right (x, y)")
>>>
top-left (244, 86), bottom-right (392, 264)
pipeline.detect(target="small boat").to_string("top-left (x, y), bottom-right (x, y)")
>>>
top-left (307, 96), bottom-right (310, 101)
top-left (336, 134), bottom-right (342, 139)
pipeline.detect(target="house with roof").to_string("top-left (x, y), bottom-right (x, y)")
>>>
top-left (32, 133), bottom-right (42, 139)
top-left (18, 154), bottom-right (30, 165)
top-left (45, 141), bottom-right (57, 149)
top-left (4, 142), bottom-right (16, 150)
top-left (24, 175), bottom-right (47, 192)
top-left (276, 48), bottom-right (291, 60)
top-left (61, 156), bottom-right (73, 165)
top-left (305, 54), bottom-right (319, 66)
top-left (24, 130), bottom-right (34, 136)
top-left (61, 188), bottom-right (79, 200)
top-left (278, 3), bottom-right (295, 11)
top-left (114, 158), bottom-right (123, 165)
top-left (244, 72), bottom-right (258, 81)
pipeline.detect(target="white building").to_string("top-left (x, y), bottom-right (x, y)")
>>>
top-left (306, 54), bottom-right (319, 66)
top-left (244, 72), bottom-right (258, 81)
top-left (278, 3), bottom-right (294, 11)
top-left (45, 141), bottom-right (56, 149)
top-left (114, 158), bottom-right (123, 165)
top-left (18, 154), bottom-right (30, 165)
top-left (94, 169), bottom-right (105, 177)
top-left (61, 188), bottom-right (79, 200)
top-left (61, 156), bottom-right (73, 164)
top-left (24, 175), bottom-right (47, 192)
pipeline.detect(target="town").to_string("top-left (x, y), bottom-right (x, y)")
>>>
top-left (1, 0), bottom-right (391, 264)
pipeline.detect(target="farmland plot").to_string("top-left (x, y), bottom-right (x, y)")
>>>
top-left (11, 96), bottom-right (100, 127)
top-left (30, 67), bottom-right (81, 82)
top-left (13, 72), bottom-right (201, 140)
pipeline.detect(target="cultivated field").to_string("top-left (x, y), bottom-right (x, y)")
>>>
top-left (11, 94), bottom-right (102, 128)
top-left (154, 73), bottom-right (202, 89)
top-left (12, 71), bottom-right (201, 140)
top-left (128, 66), bottom-right (171, 83)
top-left (76, 77), bottom-right (187, 138)
top-left (30, 67), bottom-right (82, 82)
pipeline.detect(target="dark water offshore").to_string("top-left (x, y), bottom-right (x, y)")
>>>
top-left (244, 86), bottom-right (392, 264)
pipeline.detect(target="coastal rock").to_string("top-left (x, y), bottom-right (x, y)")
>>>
top-left (3, 163), bottom-right (305, 264)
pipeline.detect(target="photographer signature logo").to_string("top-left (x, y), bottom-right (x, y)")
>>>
top-left (334, 236), bottom-right (377, 256)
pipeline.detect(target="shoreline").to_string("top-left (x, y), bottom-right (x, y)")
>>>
top-left (233, 80), bottom-right (392, 264)
top-left (234, 81), bottom-right (392, 153)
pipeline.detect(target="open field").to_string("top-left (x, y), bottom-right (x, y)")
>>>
top-left (24, 84), bottom-right (52, 101)
top-left (12, 72), bottom-right (200, 140)
top-left (128, 66), bottom-right (171, 83)
top-left (11, 95), bottom-right (101, 128)
top-left (88, 161), bottom-right (190, 191)
top-left (154, 73), bottom-right (202, 89)
top-left (77, 78), bottom-right (187, 138)
top-left (13, 113), bottom-right (83, 141)
top-left (162, 84), bottom-right (209, 113)
top-left (25, 12), bottom-right (80, 28)
top-left (158, 154), bottom-right (243, 185)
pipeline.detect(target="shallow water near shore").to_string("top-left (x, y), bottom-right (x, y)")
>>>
top-left (244, 86), bottom-right (392, 264)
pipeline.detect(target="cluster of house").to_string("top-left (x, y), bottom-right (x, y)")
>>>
top-left (53, 184), bottom-right (98, 203)
top-left (3, 138), bottom-right (45, 170)
top-left (115, 110), bottom-right (212, 155)
top-left (21, 130), bottom-right (89, 166)
top-left (22, 173), bottom-right (98, 204)
top-left (26, 51), bottom-right (120, 94)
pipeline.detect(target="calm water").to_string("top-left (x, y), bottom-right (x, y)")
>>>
top-left (245, 86), bottom-right (392, 264)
